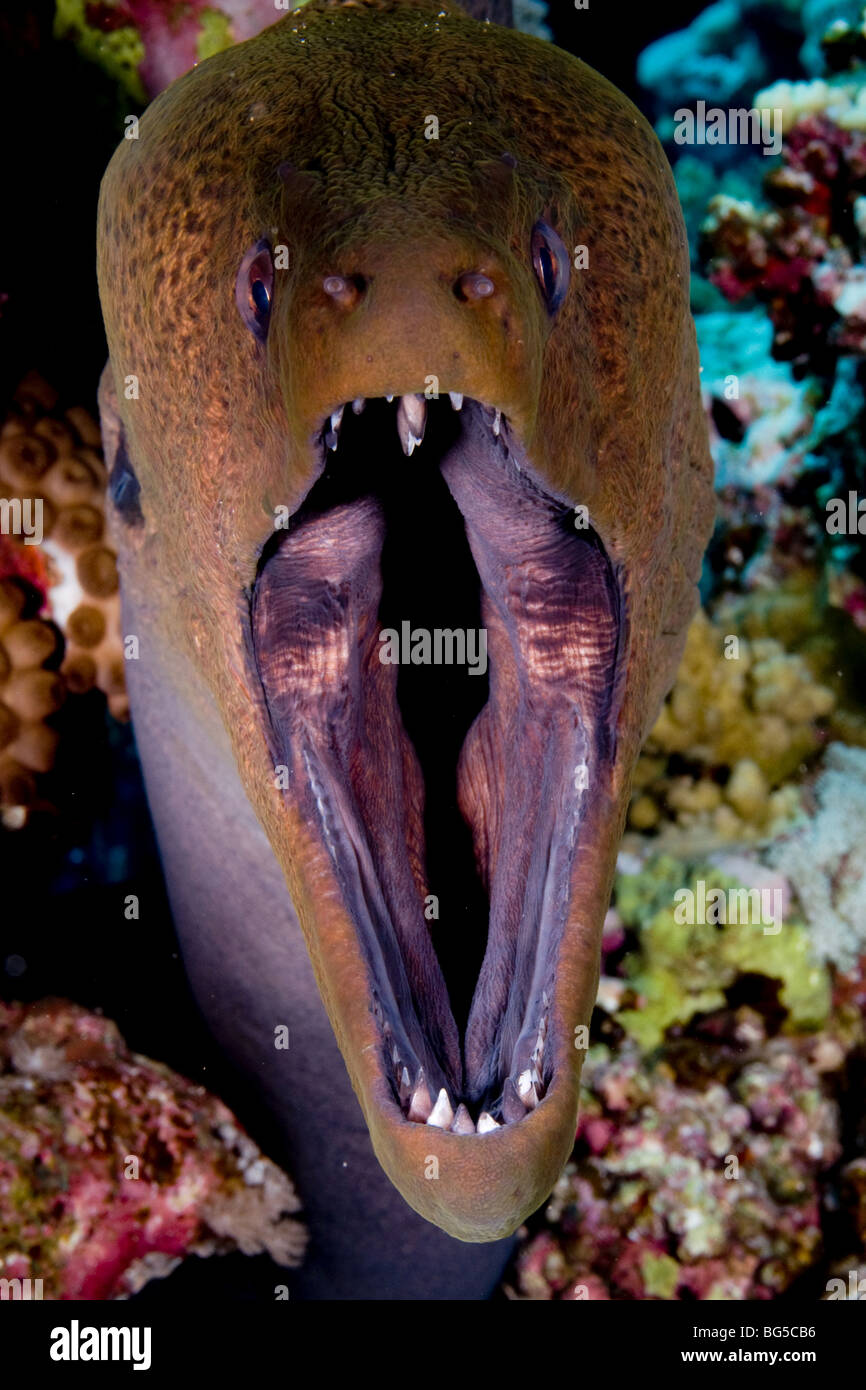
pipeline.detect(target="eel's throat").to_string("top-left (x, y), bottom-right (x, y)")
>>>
top-left (250, 396), bottom-right (624, 1133)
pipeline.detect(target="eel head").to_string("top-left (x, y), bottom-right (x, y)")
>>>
top-left (96, 0), bottom-right (714, 1241)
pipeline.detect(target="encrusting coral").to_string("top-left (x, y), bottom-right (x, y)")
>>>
top-left (509, 1027), bottom-right (846, 1300)
top-left (506, 841), bottom-right (866, 1300)
top-left (0, 999), bottom-right (306, 1298)
top-left (610, 853), bottom-right (831, 1051)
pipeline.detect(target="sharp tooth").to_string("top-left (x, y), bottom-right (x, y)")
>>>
top-left (396, 393), bottom-right (426, 456)
top-left (399, 1066), bottom-right (412, 1103)
top-left (386, 393), bottom-right (394, 403)
top-left (408, 1067), bottom-right (433, 1122)
top-left (502, 1077), bottom-right (525, 1124)
top-left (326, 407), bottom-right (344, 450)
top-left (391, 1043), bottom-right (400, 1066)
top-left (492, 408), bottom-right (501, 436)
top-left (477, 1111), bottom-right (500, 1133)
top-left (448, 391), bottom-right (463, 411)
top-left (451, 1104), bottom-right (475, 1135)
top-left (517, 1069), bottom-right (539, 1109)
top-left (426, 1087), bottom-right (454, 1129)
top-left (351, 397), bottom-right (365, 414)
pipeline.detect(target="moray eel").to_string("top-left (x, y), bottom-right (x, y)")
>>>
top-left (96, 0), bottom-right (714, 1292)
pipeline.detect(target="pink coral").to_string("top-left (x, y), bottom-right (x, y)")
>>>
top-left (703, 116), bottom-right (866, 366)
top-left (0, 999), bottom-right (305, 1299)
top-left (511, 1019), bottom-right (846, 1300)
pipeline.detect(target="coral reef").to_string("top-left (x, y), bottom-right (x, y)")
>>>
top-left (702, 114), bottom-right (866, 370)
top-left (0, 999), bottom-right (306, 1299)
top-left (611, 853), bottom-right (830, 1051)
top-left (53, 0), bottom-right (273, 101)
top-left (510, 1027), bottom-right (846, 1300)
top-left (0, 374), bottom-right (126, 829)
top-left (507, 838), bottom-right (866, 1300)
top-left (0, 577), bottom-right (65, 828)
top-left (53, 0), bottom-right (556, 104)
top-left (628, 607), bottom-right (834, 843)
top-left (637, 1), bottom-right (787, 138)
top-left (768, 743), bottom-right (866, 970)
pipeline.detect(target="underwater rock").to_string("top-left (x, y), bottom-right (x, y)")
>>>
top-left (0, 999), bottom-right (306, 1299)
top-left (768, 743), bottom-right (866, 969)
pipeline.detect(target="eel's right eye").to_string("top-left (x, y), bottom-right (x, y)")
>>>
top-left (236, 239), bottom-right (274, 341)
top-left (530, 221), bottom-right (570, 314)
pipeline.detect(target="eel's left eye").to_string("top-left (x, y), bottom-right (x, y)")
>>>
top-left (530, 221), bottom-right (570, 314)
top-left (236, 239), bottom-right (274, 341)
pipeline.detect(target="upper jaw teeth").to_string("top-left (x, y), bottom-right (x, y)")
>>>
top-left (321, 394), bottom-right (504, 457)
top-left (396, 393), bottom-right (426, 456)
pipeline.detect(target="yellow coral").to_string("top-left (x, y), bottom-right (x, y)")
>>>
top-left (628, 608), bottom-right (835, 844)
top-left (648, 610), bottom-right (833, 780)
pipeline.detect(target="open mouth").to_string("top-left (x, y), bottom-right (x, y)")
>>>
top-left (249, 392), bottom-right (625, 1137)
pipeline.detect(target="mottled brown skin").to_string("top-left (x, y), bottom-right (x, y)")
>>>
top-left (97, 0), bottom-right (714, 1242)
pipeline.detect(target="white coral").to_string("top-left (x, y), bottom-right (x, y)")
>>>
top-left (768, 743), bottom-right (866, 968)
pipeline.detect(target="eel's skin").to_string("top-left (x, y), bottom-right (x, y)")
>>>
top-left (96, 0), bottom-right (714, 1295)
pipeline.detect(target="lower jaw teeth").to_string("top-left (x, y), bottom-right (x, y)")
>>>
top-left (390, 1003), bottom-right (550, 1134)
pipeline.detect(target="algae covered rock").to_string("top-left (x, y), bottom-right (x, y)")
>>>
top-left (0, 999), bottom-right (306, 1299)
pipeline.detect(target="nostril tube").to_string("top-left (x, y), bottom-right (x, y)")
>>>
top-left (322, 274), bottom-right (366, 308)
top-left (454, 271), bottom-right (495, 303)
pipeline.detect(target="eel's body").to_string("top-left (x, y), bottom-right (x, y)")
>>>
top-left (96, 0), bottom-right (714, 1296)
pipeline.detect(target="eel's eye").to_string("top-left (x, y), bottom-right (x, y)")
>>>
top-left (530, 221), bottom-right (570, 314)
top-left (108, 437), bottom-right (143, 525)
top-left (236, 239), bottom-right (274, 341)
